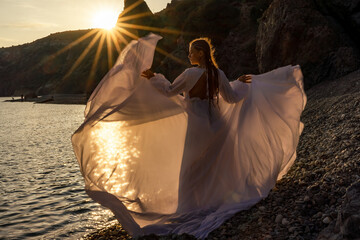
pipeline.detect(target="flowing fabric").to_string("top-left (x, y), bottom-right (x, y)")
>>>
top-left (72, 33), bottom-right (306, 238)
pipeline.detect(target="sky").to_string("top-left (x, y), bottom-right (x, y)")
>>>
top-left (0, 0), bottom-right (172, 48)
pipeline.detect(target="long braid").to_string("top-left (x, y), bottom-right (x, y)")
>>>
top-left (190, 38), bottom-right (219, 119)
top-left (206, 58), bottom-right (212, 117)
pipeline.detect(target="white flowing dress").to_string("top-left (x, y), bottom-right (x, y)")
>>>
top-left (72, 33), bottom-right (306, 238)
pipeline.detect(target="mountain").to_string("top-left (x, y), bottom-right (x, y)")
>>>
top-left (0, 29), bottom-right (117, 96)
top-left (0, 0), bottom-right (359, 97)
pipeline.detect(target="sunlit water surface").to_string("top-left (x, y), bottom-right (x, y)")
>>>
top-left (0, 98), bottom-right (116, 239)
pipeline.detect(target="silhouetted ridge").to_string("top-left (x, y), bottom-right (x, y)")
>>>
top-left (0, 0), bottom-right (359, 97)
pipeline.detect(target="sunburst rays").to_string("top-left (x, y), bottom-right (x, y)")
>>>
top-left (44, 0), bottom-right (192, 94)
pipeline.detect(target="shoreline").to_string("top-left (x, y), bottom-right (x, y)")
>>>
top-left (3, 94), bottom-right (87, 105)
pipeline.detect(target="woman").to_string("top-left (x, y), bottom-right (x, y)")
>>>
top-left (141, 38), bottom-right (253, 213)
top-left (72, 33), bottom-right (306, 238)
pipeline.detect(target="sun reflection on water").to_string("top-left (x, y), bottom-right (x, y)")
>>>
top-left (89, 121), bottom-right (140, 205)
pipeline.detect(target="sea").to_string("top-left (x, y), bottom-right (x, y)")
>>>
top-left (0, 98), bottom-right (116, 239)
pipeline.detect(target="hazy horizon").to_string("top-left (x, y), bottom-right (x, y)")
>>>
top-left (0, 0), bottom-right (172, 48)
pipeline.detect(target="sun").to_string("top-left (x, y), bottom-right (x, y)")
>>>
top-left (92, 9), bottom-right (118, 30)
top-left (54, 0), bottom-right (188, 84)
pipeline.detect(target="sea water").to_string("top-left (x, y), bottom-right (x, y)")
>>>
top-left (0, 98), bottom-right (115, 239)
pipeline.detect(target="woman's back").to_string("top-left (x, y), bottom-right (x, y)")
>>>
top-left (188, 71), bottom-right (208, 100)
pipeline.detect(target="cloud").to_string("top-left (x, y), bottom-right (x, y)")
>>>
top-left (0, 21), bottom-right (58, 29)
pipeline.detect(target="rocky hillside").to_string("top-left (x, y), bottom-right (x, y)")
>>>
top-left (0, 29), bottom-right (117, 96)
top-left (0, 0), bottom-right (359, 96)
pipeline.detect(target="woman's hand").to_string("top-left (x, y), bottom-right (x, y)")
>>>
top-left (141, 69), bottom-right (155, 79)
top-left (237, 75), bottom-right (252, 83)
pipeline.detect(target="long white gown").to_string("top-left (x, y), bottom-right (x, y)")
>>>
top-left (72, 33), bottom-right (306, 238)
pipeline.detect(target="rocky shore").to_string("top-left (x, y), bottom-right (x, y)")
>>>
top-left (82, 69), bottom-right (360, 240)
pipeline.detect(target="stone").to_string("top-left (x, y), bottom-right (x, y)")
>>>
top-left (323, 217), bottom-right (332, 224)
top-left (318, 180), bottom-right (360, 238)
top-left (289, 226), bottom-right (296, 232)
top-left (342, 215), bottom-right (360, 238)
top-left (282, 218), bottom-right (290, 225)
top-left (275, 214), bottom-right (283, 223)
top-left (339, 180), bottom-right (360, 238)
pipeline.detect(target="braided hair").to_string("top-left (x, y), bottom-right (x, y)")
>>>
top-left (189, 38), bottom-right (219, 117)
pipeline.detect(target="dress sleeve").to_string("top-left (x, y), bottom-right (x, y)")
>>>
top-left (218, 69), bottom-right (248, 103)
top-left (149, 69), bottom-right (191, 97)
